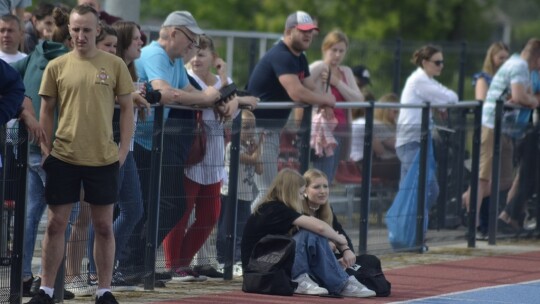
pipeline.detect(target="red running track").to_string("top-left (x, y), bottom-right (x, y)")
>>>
top-left (154, 250), bottom-right (540, 304)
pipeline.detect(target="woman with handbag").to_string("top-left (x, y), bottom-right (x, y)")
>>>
top-left (241, 168), bottom-right (375, 298)
top-left (162, 35), bottom-right (258, 281)
top-left (302, 168), bottom-right (390, 296)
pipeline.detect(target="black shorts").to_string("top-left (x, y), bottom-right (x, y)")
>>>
top-left (43, 155), bottom-right (119, 205)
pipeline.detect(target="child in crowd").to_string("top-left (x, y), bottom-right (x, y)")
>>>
top-left (216, 110), bottom-right (263, 274)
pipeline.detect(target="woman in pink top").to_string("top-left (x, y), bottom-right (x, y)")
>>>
top-left (309, 30), bottom-right (363, 184)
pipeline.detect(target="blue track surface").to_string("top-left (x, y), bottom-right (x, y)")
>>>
top-left (395, 280), bottom-right (540, 303)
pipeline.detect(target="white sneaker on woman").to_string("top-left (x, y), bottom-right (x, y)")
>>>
top-left (292, 273), bottom-right (328, 295)
top-left (340, 276), bottom-right (376, 298)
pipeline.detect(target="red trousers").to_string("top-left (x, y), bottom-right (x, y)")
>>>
top-left (163, 176), bottom-right (221, 269)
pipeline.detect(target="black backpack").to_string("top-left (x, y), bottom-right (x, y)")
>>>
top-left (242, 234), bottom-right (298, 296)
top-left (346, 254), bottom-right (391, 297)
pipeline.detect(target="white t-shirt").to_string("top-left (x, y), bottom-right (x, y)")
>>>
top-left (396, 67), bottom-right (458, 148)
top-left (184, 71), bottom-right (233, 185)
top-left (0, 51), bottom-right (27, 64)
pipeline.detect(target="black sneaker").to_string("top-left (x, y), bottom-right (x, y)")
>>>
top-left (29, 277), bottom-right (41, 296)
top-left (23, 276), bottom-right (34, 297)
top-left (111, 271), bottom-right (133, 286)
top-left (58, 289), bottom-right (75, 300)
top-left (25, 289), bottom-right (53, 304)
top-left (95, 291), bottom-right (118, 304)
top-left (193, 265), bottom-right (224, 278)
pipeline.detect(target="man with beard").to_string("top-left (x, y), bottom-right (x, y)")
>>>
top-left (247, 11), bottom-right (335, 208)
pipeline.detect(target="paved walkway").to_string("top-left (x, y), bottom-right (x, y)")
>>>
top-left (24, 238), bottom-right (539, 304)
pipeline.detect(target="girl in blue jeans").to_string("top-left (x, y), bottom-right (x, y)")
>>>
top-left (241, 169), bottom-right (375, 297)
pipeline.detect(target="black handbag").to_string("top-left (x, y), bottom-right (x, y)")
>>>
top-left (242, 234), bottom-right (297, 296)
top-left (346, 254), bottom-right (391, 297)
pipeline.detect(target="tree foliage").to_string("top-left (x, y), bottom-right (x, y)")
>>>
top-left (141, 0), bottom-right (497, 43)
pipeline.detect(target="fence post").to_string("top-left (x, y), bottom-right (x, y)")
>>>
top-left (299, 105), bottom-right (312, 173)
top-left (416, 103), bottom-right (431, 253)
top-left (143, 105), bottom-right (165, 290)
top-left (223, 114), bottom-right (242, 281)
top-left (392, 38), bottom-right (402, 95)
top-left (467, 102), bottom-right (483, 247)
top-left (9, 124), bottom-right (28, 303)
top-left (358, 102), bottom-right (373, 254)
top-left (488, 98), bottom-right (504, 245)
top-left (458, 42), bottom-right (467, 100)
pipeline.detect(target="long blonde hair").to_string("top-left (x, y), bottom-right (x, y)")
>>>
top-left (254, 169), bottom-right (305, 214)
top-left (302, 169), bottom-right (333, 226)
top-left (374, 93), bottom-right (399, 126)
top-left (482, 41), bottom-right (509, 76)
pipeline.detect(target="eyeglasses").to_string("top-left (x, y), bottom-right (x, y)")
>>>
top-left (430, 60), bottom-right (444, 66)
top-left (175, 27), bottom-right (199, 47)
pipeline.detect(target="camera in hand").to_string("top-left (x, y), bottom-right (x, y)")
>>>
top-left (217, 83), bottom-right (237, 104)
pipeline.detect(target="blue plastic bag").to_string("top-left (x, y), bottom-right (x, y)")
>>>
top-left (386, 139), bottom-right (436, 250)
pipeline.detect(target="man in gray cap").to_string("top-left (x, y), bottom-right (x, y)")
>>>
top-left (123, 11), bottom-right (227, 283)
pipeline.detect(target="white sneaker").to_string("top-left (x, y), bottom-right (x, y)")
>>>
top-left (293, 273), bottom-right (328, 295)
top-left (340, 276), bottom-right (376, 298)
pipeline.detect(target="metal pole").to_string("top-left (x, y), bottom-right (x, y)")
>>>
top-left (143, 105), bottom-right (164, 290)
top-left (223, 114), bottom-right (242, 281)
top-left (392, 38), bottom-right (402, 95)
top-left (358, 102), bottom-right (374, 254)
top-left (488, 98), bottom-right (504, 245)
top-left (416, 103), bottom-right (431, 253)
top-left (467, 102), bottom-right (482, 247)
top-left (10, 124), bottom-right (28, 303)
top-left (299, 106), bottom-right (312, 173)
top-left (103, 0), bottom-right (140, 23)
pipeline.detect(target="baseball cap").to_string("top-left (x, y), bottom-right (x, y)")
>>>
top-left (162, 11), bottom-right (204, 35)
top-left (285, 11), bottom-right (319, 32)
top-left (352, 65), bottom-right (371, 85)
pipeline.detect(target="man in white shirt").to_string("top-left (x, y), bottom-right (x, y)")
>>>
top-left (0, 14), bottom-right (27, 63)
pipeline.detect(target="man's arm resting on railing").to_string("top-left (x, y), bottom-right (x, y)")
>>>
top-left (510, 82), bottom-right (539, 108)
top-left (150, 79), bottom-right (220, 107)
top-left (279, 74), bottom-right (336, 108)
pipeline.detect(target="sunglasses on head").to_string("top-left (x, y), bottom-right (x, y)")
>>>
top-left (430, 60), bottom-right (444, 66)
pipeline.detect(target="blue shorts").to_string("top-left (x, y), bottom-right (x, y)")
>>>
top-left (43, 155), bottom-right (119, 205)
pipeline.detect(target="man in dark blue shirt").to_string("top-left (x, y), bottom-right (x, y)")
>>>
top-left (246, 11), bottom-right (335, 208)
top-left (0, 58), bottom-right (24, 124)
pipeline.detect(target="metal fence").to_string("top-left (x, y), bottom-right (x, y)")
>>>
top-left (3, 99), bottom-right (540, 302)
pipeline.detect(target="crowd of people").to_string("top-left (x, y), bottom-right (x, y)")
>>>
top-left (1, 1), bottom-right (539, 303)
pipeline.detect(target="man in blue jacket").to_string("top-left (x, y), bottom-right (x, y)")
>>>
top-left (0, 58), bottom-right (25, 124)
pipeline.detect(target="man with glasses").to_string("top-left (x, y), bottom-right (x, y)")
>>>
top-left (122, 10), bottom-right (224, 283)
top-left (247, 11), bottom-right (335, 210)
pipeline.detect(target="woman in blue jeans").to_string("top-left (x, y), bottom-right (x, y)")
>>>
top-left (240, 169), bottom-right (374, 298)
top-left (87, 22), bottom-right (148, 285)
top-left (395, 45), bottom-right (458, 246)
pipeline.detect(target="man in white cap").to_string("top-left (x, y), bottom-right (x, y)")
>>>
top-left (246, 10), bottom-right (336, 213)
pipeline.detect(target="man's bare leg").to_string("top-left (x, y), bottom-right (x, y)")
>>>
top-left (90, 204), bottom-right (115, 289)
top-left (41, 203), bottom-right (75, 288)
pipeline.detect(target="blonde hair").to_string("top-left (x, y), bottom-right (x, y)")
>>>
top-left (482, 41), bottom-right (509, 76)
top-left (254, 169), bottom-right (305, 214)
top-left (374, 93), bottom-right (399, 126)
top-left (321, 30), bottom-right (349, 52)
top-left (302, 169), bottom-right (333, 226)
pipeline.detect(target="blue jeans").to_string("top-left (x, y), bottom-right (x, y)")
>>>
top-left (396, 141), bottom-right (439, 211)
top-left (292, 229), bottom-right (349, 294)
top-left (88, 152), bottom-right (144, 274)
top-left (23, 152), bottom-right (48, 278)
